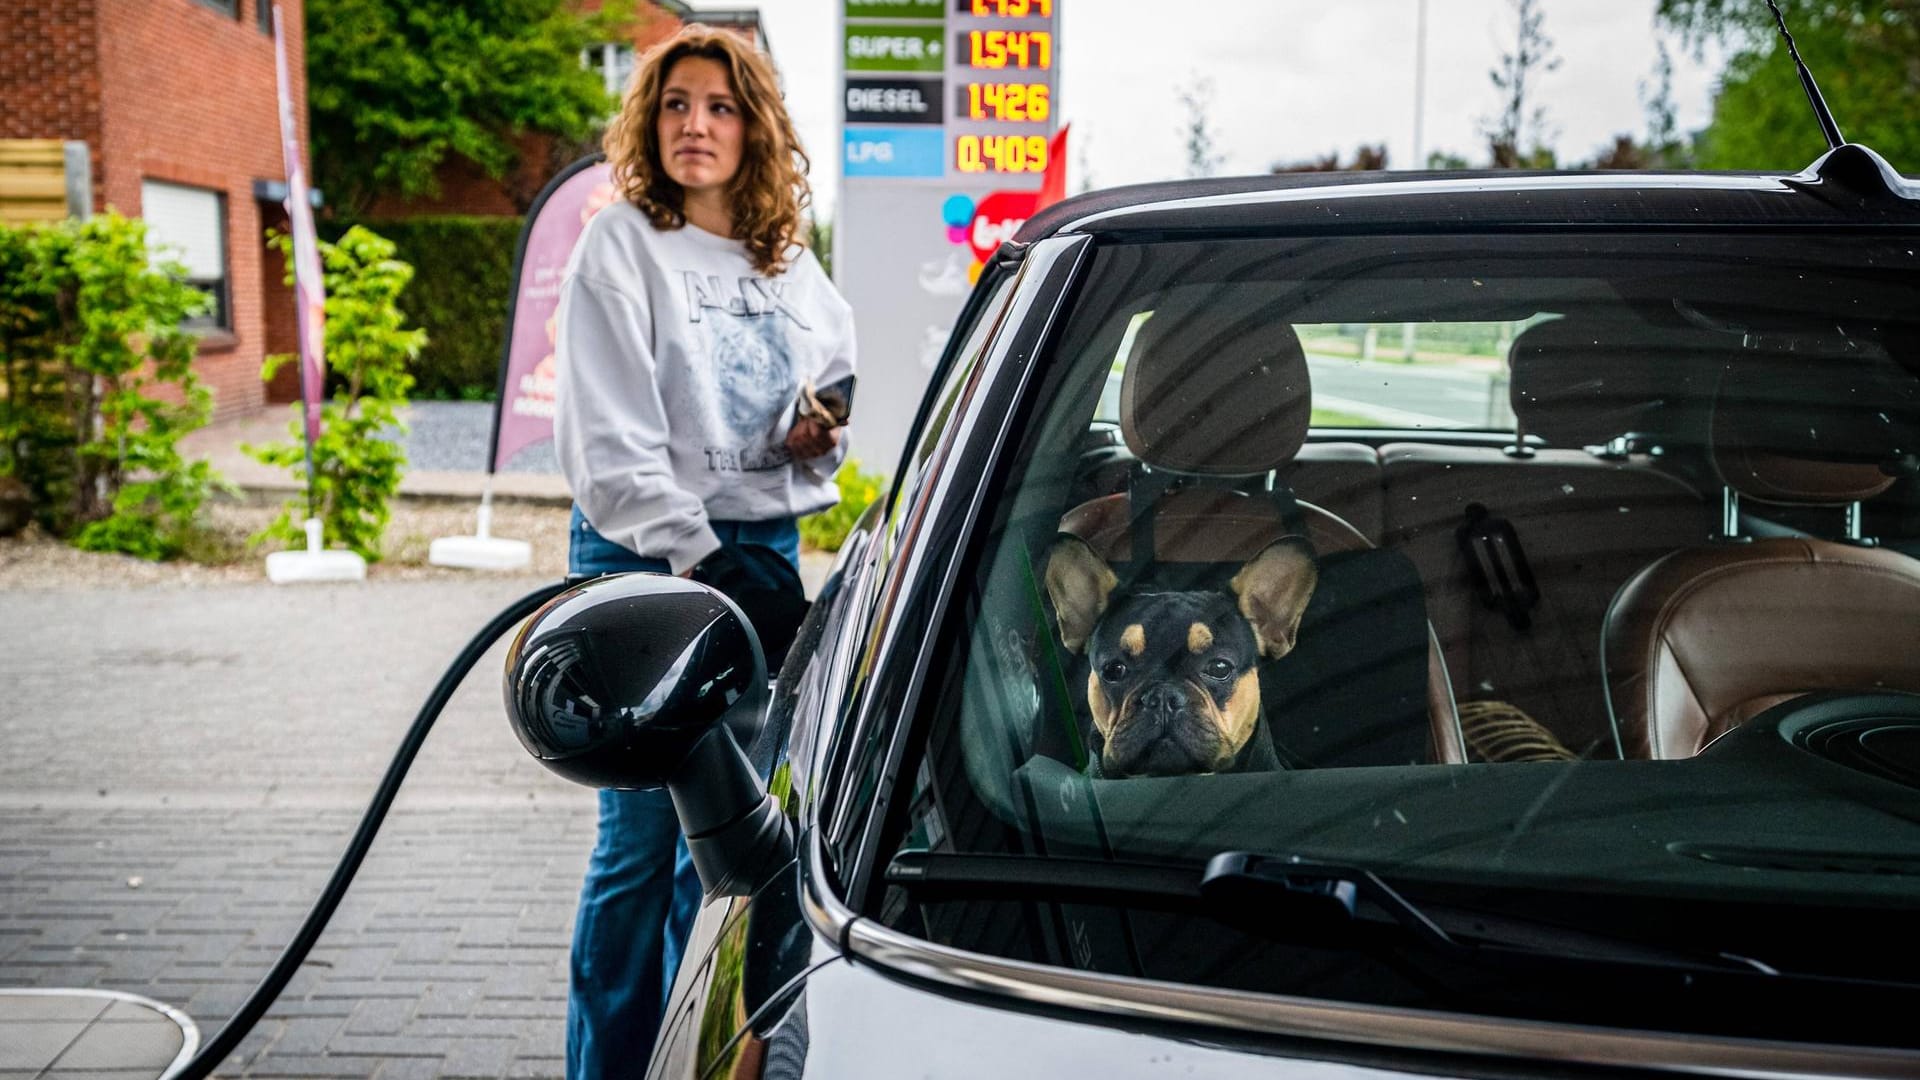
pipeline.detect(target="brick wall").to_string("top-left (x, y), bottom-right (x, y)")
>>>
top-left (94, 0), bottom-right (306, 421)
top-left (0, 3), bottom-right (106, 212)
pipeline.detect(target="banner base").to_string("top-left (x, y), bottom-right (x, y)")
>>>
top-left (266, 518), bottom-right (367, 585)
top-left (429, 534), bottom-right (532, 571)
top-left (428, 489), bottom-right (532, 571)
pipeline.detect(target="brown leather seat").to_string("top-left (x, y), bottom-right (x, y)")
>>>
top-left (1058, 305), bottom-right (1465, 765)
top-left (1603, 357), bottom-right (1920, 758)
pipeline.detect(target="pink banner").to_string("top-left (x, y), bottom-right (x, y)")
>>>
top-left (272, 5), bottom-right (325, 450)
top-left (491, 159), bottom-right (617, 473)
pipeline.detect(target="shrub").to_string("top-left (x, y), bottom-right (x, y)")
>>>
top-left (0, 214), bottom-right (225, 559)
top-left (248, 226), bottom-right (423, 561)
top-left (798, 459), bottom-right (886, 553)
top-left (326, 216), bottom-right (518, 399)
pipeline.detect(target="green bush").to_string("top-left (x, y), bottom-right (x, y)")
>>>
top-left (0, 214), bottom-right (225, 558)
top-left (798, 459), bottom-right (886, 553)
top-left (248, 226), bottom-right (423, 561)
top-left (324, 215), bottom-right (518, 399)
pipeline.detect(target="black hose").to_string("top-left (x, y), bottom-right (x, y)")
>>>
top-left (168, 579), bottom-right (574, 1080)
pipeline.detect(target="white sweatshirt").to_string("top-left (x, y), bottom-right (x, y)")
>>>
top-left (554, 201), bottom-right (856, 574)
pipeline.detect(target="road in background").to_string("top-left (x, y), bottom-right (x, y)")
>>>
top-left (1305, 354), bottom-right (1510, 430)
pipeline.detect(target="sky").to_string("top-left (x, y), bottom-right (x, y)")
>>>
top-left (736, 0), bottom-right (1729, 220)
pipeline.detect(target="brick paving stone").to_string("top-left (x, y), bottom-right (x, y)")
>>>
top-left (2, 582), bottom-right (596, 1079)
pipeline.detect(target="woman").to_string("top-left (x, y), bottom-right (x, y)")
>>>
top-left (551, 25), bottom-right (853, 1078)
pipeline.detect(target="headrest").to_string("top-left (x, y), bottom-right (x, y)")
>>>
top-left (1507, 316), bottom-right (1718, 447)
top-left (1119, 306), bottom-right (1311, 475)
top-left (1710, 357), bottom-right (1920, 505)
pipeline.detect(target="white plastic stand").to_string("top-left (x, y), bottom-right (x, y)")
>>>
top-left (429, 485), bottom-right (532, 571)
top-left (266, 517), bottom-right (367, 584)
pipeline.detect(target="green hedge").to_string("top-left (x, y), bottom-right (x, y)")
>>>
top-left (325, 216), bottom-right (519, 399)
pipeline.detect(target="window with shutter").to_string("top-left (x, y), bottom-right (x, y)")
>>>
top-left (141, 180), bottom-right (230, 330)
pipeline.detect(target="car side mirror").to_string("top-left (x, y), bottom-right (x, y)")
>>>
top-left (503, 573), bottom-right (792, 897)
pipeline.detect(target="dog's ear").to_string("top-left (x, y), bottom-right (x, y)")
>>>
top-left (1230, 537), bottom-right (1317, 660)
top-left (1044, 535), bottom-right (1118, 654)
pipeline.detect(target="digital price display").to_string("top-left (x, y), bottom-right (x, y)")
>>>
top-left (954, 133), bottom-right (1048, 174)
top-left (841, 0), bottom-right (1057, 181)
top-left (962, 29), bottom-right (1052, 69)
top-left (960, 0), bottom-right (1051, 15)
top-left (957, 81), bottom-right (1049, 122)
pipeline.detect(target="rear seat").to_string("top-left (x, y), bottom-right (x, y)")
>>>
top-left (1377, 319), bottom-right (1719, 756)
top-left (1280, 442), bottom-right (1385, 546)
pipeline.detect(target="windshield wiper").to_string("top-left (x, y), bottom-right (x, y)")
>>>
top-left (884, 849), bottom-right (1775, 978)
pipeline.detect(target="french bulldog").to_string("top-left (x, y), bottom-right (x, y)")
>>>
top-left (1044, 535), bottom-right (1318, 777)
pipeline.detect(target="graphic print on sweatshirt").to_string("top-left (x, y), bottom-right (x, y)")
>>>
top-left (684, 271), bottom-right (814, 473)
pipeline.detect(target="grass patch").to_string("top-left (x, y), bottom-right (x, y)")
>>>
top-left (1309, 407), bottom-right (1382, 427)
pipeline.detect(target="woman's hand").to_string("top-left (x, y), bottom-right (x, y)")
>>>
top-left (786, 416), bottom-right (841, 460)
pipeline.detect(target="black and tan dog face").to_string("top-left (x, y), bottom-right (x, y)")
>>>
top-left (1044, 536), bottom-right (1317, 777)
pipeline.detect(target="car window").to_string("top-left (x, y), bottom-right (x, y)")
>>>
top-left (823, 270), bottom-right (1022, 867)
top-left (1096, 314), bottom-right (1539, 430)
top-left (876, 231), bottom-right (1920, 1044)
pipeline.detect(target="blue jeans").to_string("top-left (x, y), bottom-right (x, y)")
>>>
top-left (565, 506), bottom-right (798, 1080)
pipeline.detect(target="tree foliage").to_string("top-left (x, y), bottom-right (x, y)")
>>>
top-left (306, 0), bottom-right (631, 215)
top-left (1486, 0), bottom-right (1562, 168)
top-left (248, 227), bottom-right (424, 561)
top-left (1176, 75), bottom-right (1226, 179)
top-left (0, 214), bottom-right (226, 558)
top-left (1657, 0), bottom-right (1920, 170)
top-left (1273, 145), bottom-right (1389, 173)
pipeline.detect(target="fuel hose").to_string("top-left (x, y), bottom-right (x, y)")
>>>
top-left (164, 579), bottom-right (574, 1080)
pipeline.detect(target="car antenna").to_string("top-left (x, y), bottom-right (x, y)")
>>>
top-left (1765, 0), bottom-right (1845, 150)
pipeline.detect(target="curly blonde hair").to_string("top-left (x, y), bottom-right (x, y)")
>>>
top-left (604, 25), bottom-right (811, 276)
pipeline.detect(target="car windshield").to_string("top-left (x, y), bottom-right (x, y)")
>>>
top-left (879, 231), bottom-right (1920, 1042)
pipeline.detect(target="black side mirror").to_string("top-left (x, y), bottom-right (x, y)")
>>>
top-left (504, 573), bottom-right (792, 897)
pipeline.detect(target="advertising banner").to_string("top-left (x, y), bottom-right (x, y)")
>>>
top-left (488, 156), bottom-right (618, 473)
top-left (272, 5), bottom-right (326, 451)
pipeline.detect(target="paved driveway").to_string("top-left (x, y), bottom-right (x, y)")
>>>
top-left (1, 578), bottom-right (597, 1079)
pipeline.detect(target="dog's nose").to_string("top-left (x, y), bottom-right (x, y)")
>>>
top-left (1138, 684), bottom-right (1183, 720)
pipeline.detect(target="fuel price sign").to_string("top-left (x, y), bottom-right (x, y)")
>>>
top-left (949, 0), bottom-right (1058, 178)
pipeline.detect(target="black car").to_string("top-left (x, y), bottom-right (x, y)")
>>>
top-left (506, 143), bottom-right (1920, 1079)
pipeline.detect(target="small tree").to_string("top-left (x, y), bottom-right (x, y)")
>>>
top-left (1485, 0), bottom-right (1562, 168)
top-left (0, 214), bottom-right (224, 558)
top-left (248, 227), bottom-right (423, 561)
top-left (1176, 75), bottom-right (1226, 179)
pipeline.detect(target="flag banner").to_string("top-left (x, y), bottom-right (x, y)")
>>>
top-left (489, 155), bottom-right (617, 474)
top-left (1036, 123), bottom-right (1070, 213)
top-left (272, 5), bottom-right (325, 450)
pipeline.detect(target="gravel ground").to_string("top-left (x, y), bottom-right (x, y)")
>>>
top-left (0, 497), bottom-right (575, 590)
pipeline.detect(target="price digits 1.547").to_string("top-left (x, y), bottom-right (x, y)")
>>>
top-left (966, 30), bottom-right (1052, 69)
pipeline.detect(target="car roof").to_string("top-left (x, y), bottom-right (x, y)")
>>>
top-left (1013, 145), bottom-right (1920, 245)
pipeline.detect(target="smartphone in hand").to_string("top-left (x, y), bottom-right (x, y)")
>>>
top-left (796, 374), bottom-right (856, 429)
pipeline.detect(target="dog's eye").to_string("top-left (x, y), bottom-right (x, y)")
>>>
top-left (1202, 658), bottom-right (1235, 680)
top-left (1101, 661), bottom-right (1130, 682)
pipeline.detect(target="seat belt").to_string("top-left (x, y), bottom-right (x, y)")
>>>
top-left (1455, 503), bottom-right (1604, 755)
top-left (1457, 503), bottom-right (1538, 631)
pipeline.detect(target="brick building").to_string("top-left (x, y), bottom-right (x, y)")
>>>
top-left (1, 0), bottom-right (308, 421)
top-left (0, 0), bottom-right (764, 417)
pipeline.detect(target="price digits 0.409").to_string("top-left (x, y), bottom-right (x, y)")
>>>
top-left (956, 134), bottom-right (1049, 174)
